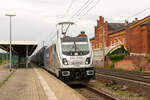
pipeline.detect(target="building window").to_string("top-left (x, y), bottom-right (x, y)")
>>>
top-left (114, 40), bottom-right (116, 45)
top-left (122, 38), bottom-right (125, 45)
top-left (100, 43), bottom-right (102, 48)
top-left (110, 41), bottom-right (112, 46)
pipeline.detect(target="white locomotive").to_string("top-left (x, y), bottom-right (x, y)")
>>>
top-left (38, 22), bottom-right (95, 84)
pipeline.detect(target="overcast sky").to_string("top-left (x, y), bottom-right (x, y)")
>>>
top-left (0, 0), bottom-right (150, 51)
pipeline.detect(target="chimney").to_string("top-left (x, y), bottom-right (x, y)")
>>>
top-left (100, 16), bottom-right (103, 20)
top-left (125, 20), bottom-right (128, 26)
top-left (97, 20), bottom-right (99, 26)
top-left (95, 26), bottom-right (97, 32)
top-left (105, 21), bottom-right (108, 26)
top-left (100, 16), bottom-right (104, 23)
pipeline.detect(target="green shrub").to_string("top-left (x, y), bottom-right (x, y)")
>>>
top-left (109, 54), bottom-right (125, 63)
top-left (139, 67), bottom-right (142, 72)
top-left (144, 56), bottom-right (148, 59)
top-left (134, 67), bottom-right (143, 72)
top-left (144, 55), bottom-right (150, 63)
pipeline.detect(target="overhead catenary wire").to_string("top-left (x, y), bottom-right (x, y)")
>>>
top-left (60, 0), bottom-right (75, 21)
top-left (49, 0), bottom-right (77, 44)
top-left (46, 0), bottom-right (75, 47)
top-left (99, 7), bottom-right (150, 23)
top-left (75, 1), bottom-right (150, 24)
top-left (110, 7), bottom-right (150, 23)
top-left (76, 0), bottom-right (102, 23)
top-left (45, 0), bottom-right (102, 46)
top-left (66, 0), bottom-right (99, 36)
top-left (127, 7), bottom-right (150, 19)
top-left (69, 0), bottom-right (91, 20)
top-left (36, 0), bottom-right (95, 52)
top-left (72, 0), bottom-right (95, 19)
top-left (38, 1), bottom-right (150, 51)
top-left (56, 0), bottom-right (99, 38)
top-left (70, 0), bottom-right (102, 36)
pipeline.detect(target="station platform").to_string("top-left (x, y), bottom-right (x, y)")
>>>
top-left (0, 66), bottom-right (87, 100)
top-left (0, 64), bottom-right (12, 85)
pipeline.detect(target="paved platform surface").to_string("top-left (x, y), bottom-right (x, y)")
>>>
top-left (0, 64), bottom-right (12, 85)
top-left (0, 67), bottom-right (87, 100)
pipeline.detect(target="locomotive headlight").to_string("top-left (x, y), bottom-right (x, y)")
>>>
top-left (85, 57), bottom-right (90, 64)
top-left (62, 71), bottom-right (70, 76)
top-left (85, 61), bottom-right (88, 64)
top-left (62, 58), bottom-right (68, 65)
top-left (86, 70), bottom-right (94, 75)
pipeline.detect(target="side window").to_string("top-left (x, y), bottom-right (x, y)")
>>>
top-left (52, 44), bottom-right (56, 56)
top-left (52, 45), bottom-right (55, 56)
top-left (54, 45), bottom-right (56, 52)
top-left (46, 53), bottom-right (49, 58)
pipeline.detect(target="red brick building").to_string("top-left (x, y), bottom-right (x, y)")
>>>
top-left (90, 15), bottom-right (150, 56)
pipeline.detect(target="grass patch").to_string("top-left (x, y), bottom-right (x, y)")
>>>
top-left (105, 64), bottom-right (114, 69)
top-left (89, 80), bottom-right (149, 100)
top-left (94, 64), bottom-right (114, 69)
top-left (0, 70), bottom-right (16, 88)
top-left (94, 65), bottom-right (104, 68)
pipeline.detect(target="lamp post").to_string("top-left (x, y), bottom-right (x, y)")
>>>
top-left (5, 14), bottom-right (16, 71)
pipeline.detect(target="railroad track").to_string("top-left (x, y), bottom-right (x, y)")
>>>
top-left (96, 68), bottom-right (150, 77)
top-left (71, 84), bottom-right (124, 100)
top-left (85, 85), bottom-right (122, 100)
top-left (96, 68), bottom-right (150, 84)
top-left (96, 68), bottom-right (150, 92)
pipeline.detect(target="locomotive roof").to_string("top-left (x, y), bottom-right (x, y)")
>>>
top-left (61, 36), bottom-right (88, 42)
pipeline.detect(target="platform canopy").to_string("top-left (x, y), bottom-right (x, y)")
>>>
top-left (0, 41), bottom-right (38, 57)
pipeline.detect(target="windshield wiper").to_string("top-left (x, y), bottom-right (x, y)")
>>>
top-left (69, 41), bottom-right (79, 52)
top-left (74, 41), bottom-right (80, 52)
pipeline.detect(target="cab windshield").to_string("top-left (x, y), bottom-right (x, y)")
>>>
top-left (62, 42), bottom-right (89, 52)
top-left (61, 41), bottom-right (89, 55)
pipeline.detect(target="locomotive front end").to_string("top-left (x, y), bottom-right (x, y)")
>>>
top-left (59, 37), bottom-right (95, 84)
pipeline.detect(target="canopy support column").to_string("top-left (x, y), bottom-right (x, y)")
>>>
top-left (26, 45), bottom-right (28, 68)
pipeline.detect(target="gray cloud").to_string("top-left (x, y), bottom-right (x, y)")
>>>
top-left (0, 0), bottom-right (150, 51)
